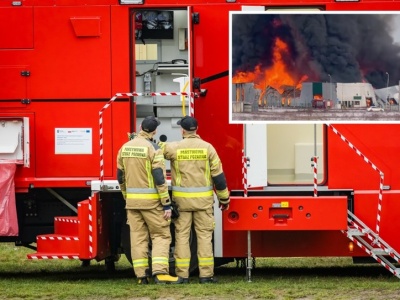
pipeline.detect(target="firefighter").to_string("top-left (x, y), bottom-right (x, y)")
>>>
top-left (160, 116), bottom-right (230, 284)
top-left (117, 116), bottom-right (183, 285)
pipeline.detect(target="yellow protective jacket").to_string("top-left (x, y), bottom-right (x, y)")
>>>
top-left (117, 131), bottom-right (171, 210)
top-left (162, 132), bottom-right (230, 211)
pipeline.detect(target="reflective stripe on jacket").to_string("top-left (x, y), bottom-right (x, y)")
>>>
top-left (172, 186), bottom-right (214, 198)
top-left (117, 131), bottom-right (170, 209)
top-left (163, 133), bottom-right (228, 211)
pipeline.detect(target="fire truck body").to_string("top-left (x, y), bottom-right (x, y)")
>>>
top-left (1, 0), bottom-right (400, 275)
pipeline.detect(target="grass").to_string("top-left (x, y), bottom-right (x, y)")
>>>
top-left (1, 243), bottom-right (400, 300)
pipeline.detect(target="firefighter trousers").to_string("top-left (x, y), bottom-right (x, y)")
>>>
top-left (174, 208), bottom-right (215, 278)
top-left (127, 207), bottom-right (172, 278)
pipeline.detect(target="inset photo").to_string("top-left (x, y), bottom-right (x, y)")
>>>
top-left (230, 11), bottom-right (400, 123)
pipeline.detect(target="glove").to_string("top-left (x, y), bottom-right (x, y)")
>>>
top-left (219, 197), bottom-right (230, 211)
top-left (220, 203), bottom-right (229, 211)
top-left (158, 141), bottom-right (166, 150)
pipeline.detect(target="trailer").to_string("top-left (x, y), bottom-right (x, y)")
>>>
top-left (1, 0), bottom-right (400, 279)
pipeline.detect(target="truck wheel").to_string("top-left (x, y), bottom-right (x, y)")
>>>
top-left (105, 256), bottom-right (116, 272)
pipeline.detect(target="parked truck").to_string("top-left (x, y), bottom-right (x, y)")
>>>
top-left (1, 0), bottom-right (400, 279)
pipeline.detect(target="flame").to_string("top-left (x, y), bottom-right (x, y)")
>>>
top-left (297, 74), bottom-right (309, 88)
top-left (258, 89), bottom-right (266, 106)
top-left (235, 84), bottom-right (243, 102)
top-left (232, 38), bottom-right (308, 94)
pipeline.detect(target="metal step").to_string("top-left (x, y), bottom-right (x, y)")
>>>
top-left (345, 210), bottom-right (400, 279)
top-left (346, 228), bottom-right (364, 237)
top-left (371, 248), bottom-right (388, 256)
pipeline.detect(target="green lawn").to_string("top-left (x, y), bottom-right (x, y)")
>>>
top-left (1, 243), bottom-right (399, 300)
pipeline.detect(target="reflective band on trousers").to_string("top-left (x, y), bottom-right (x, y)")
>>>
top-left (172, 186), bottom-right (213, 198)
top-left (126, 187), bottom-right (160, 200)
top-left (133, 258), bottom-right (149, 268)
top-left (175, 258), bottom-right (190, 268)
top-left (198, 257), bottom-right (214, 267)
top-left (152, 256), bottom-right (169, 266)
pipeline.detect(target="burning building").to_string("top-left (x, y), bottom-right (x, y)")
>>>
top-left (232, 82), bottom-right (261, 112)
top-left (231, 13), bottom-right (400, 106)
top-left (300, 82), bottom-right (337, 108)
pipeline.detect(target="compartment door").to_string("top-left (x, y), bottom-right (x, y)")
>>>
top-left (245, 124), bottom-right (268, 188)
top-left (0, 117), bottom-right (30, 166)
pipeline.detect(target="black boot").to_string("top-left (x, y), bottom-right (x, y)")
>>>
top-left (182, 278), bottom-right (190, 284)
top-left (137, 277), bottom-right (149, 285)
top-left (199, 277), bottom-right (217, 284)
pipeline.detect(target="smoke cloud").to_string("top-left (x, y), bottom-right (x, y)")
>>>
top-left (232, 13), bottom-right (400, 88)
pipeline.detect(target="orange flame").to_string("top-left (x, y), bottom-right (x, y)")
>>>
top-left (258, 89), bottom-right (266, 106)
top-left (313, 94), bottom-right (323, 100)
top-left (232, 38), bottom-right (308, 93)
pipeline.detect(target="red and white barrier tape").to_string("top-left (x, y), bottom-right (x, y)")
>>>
top-left (54, 217), bottom-right (79, 224)
top-left (29, 235), bottom-right (80, 260)
top-left (37, 236), bottom-right (79, 241)
top-left (242, 150), bottom-right (248, 197)
top-left (99, 92), bottom-right (194, 187)
top-left (190, 95), bottom-right (194, 117)
top-left (88, 196), bottom-right (93, 257)
top-left (29, 255), bottom-right (80, 260)
top-left (313, 156), bottom-right (318, 197)
top-left (99, 95), bottom-right (117, 187)
top-left (116, 92), bottom-right (189, 97)
top-left (328, 124), bottom-right (384, 237)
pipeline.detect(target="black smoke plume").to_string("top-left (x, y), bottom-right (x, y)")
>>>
top-left (232, 13), bottom-right (400, 88)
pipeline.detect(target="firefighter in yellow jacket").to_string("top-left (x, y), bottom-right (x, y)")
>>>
top-left (117, 116), bottom-right (183, 285)
top-left (161, 115), bottom-right (230, 284)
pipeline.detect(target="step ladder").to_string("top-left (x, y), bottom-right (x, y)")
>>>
top-left (27, 196), bottom-right (98, 260)
top-left (327, 125), bottom-right (400, 279)
top-left (27, 193), bottom-right (111, 261)
top-left (343, 210), bottom-right (400, 279)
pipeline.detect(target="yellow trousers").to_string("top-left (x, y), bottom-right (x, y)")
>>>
top-left (174, 208), bottom-right (215, 278)
top-left (127, 206), bottom-right (171, 278)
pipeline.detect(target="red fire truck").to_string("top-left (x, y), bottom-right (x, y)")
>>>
top-left (1, 0), bottom-right (400, 279)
